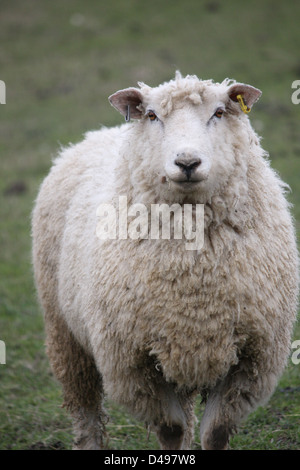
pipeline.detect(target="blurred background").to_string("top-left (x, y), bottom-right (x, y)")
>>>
top-left (0, 0), bottom-right (299, 450)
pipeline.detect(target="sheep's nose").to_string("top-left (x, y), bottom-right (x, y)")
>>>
top-left (175, 155), bottom-right (202, 180)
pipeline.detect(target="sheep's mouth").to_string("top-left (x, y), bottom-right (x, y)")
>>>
top-left (171, 178), bottom-right (207, 191)
top-left (162, 173), bottom-right (208, 192)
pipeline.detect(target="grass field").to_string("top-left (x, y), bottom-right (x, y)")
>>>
top-left (0, 0), bottom-right (299, 450)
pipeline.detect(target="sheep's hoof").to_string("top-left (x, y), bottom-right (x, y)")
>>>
top-left (202, 424), bottom-right (229, 450)
top-left (157, 423), bottom-right (184, 450)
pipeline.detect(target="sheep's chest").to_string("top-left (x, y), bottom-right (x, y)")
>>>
top-left (96, 237), bottom-right (242, 388)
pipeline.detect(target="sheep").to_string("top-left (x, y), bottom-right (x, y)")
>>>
top-left (32, 72), bottom-right (299, 450)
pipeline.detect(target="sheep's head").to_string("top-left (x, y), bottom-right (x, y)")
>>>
top-left (109, 73), bottom-right (261, 201)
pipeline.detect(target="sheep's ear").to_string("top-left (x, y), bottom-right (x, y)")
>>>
top-left (109, 88), bottom-right (143, 120)
top-left (228, 83), bottom-right (262, 111)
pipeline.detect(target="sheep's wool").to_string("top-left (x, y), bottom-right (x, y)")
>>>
top-left (32, 73), bottom-right (299, 450)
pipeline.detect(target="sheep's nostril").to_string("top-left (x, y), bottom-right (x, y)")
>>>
top-left (175, 159), bottom-right (202, 178)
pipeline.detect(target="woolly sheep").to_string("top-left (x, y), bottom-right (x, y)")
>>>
top-left (32, 72), bottom-right (299, 450)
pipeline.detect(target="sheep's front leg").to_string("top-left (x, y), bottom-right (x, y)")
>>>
top-left (45, 312), bottom-right (107, 450)
top-left (154, 391), bottom-right (196, 450)
top-left (72, 405), bottom-right (107, 450)
top-left (108, 369), bottom-right (196, 450)
top-left (200, 359), bottom-right (278, 450)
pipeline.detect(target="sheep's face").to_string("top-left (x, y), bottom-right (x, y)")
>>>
top-left (109, 74), bottom-right (261, 200)
top-left (146, 103), bottom-right (225, 196)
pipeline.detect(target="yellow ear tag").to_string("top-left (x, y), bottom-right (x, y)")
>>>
top-left (236, 94), bottom-right (251, 114)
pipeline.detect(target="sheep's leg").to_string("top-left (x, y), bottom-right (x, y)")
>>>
top-left (156, 422), bottom-right (185, 450)
top-left (45, 312), bottom-right (107, 450)
top-left (155, 393), bottom-right (196, 450)
top-left (180, 394), bottom-right (197, 449)
top-left (130, 379), bottom-right (196, 450)
top-left (108, 368), bottom-right (195, 450)
top-left (200, 358), bottom-right (278, 450)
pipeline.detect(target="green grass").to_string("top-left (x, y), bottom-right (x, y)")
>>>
top-left (0, 0), bottom-right (299, 450)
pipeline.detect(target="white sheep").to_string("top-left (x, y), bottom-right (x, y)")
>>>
top-left (32, 72), bottom-right (299, 450)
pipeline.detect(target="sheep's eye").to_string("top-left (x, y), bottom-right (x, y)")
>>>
top-left (147, 111), bottom-right (157, 121)
top-left (214, 108), bottom-right (224, 119)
